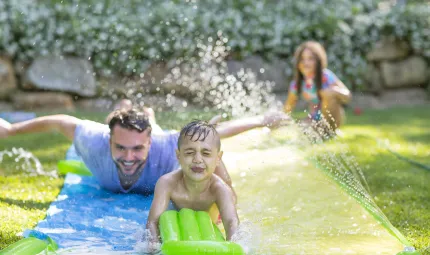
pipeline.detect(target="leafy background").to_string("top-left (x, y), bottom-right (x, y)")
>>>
top-left (0, 0), bottom-right (429, 92)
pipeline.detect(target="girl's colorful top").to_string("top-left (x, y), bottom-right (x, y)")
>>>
top-left (288, 68), bottom-right (338, 120)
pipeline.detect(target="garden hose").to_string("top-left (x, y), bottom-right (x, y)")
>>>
top-left (375, 138), bottom-right (430, 171)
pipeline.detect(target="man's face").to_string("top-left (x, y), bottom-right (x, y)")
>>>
top-left (110, 125), bottom-right (151, 177)
top-left (176, 132), bottom-right (222, 182)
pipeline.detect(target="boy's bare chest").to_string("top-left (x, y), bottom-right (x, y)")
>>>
top-left (171, 191), bottom-right (216, 211)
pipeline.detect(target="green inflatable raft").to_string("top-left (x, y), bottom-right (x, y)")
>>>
top-left (0, 230), bottom-right (58, 255)
top-left (159, 208), bottom-right (244, 255)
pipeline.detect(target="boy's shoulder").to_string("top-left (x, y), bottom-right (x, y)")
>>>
top-left (158, 169), bottom-right (182, 184)
top-left (210, 174), bottom-right (232, 193)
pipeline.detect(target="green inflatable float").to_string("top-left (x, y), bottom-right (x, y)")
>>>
top-left (0, 230), bottom-right (58, 255)
top-left (57, 160), bottom-right (93, 176)
top-left (159, 208), bottom-right (244, 255)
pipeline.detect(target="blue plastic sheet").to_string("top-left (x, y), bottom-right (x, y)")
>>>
top-left (0, 112), bottom-right (36, 123)
top-left (31, 173), bottom-right (153, 252)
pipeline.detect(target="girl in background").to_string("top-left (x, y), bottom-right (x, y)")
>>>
top-left (284, 41), bottom-right (352, 133)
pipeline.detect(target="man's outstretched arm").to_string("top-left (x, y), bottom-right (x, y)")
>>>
top-left (215, 111), bottom-right (291, 139)
top-left (214, 160), bottom-right (237, 203)
top-left (1, 115), bottom-right (81, 141)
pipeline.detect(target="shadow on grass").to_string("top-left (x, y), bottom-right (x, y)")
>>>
top-left (1, 133), bottom-right (70, 151)
top-left (0, 197), bottom-right (52, 211)
top-left (314, 144), bottom-right (430, 239)
top-left (403, 132), bottom-right (430, 144)
top-left (344, 106), bottom-right (430, 128)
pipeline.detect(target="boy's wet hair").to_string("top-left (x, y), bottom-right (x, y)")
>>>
top-left (178, 120), bottom-right (220, 151)
top-left (108, 108), bottom-right (152, 135)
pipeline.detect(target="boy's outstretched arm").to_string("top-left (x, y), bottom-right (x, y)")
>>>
top-left (146, 176), bottom-right (172, 243)
top-left (214, 181), bottom-right (239, 241)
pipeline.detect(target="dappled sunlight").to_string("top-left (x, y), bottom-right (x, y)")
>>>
top-left (0, 197), bottom-right (51, 212)
top-left (221, 127), bottom-right (405, 254)
top-left (342, 125), bottom-right (429, 142)
top-left (328, 121), bottom-right (430, 167)
top-left (0, 175), bottom-right (63, 212)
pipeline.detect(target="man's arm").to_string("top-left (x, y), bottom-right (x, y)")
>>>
top-left (146, 176), bottom-right (172, 243)
top-left (215, 111), bottom-right (291, 139)
top-left (214, 182), bottom-right (239, 241)
top-left (0, 118), bottom-right (12, 139)
top-left (214, 160), bottom-right (237, 203)
top-left (1, 114), bottom-right (81, 141)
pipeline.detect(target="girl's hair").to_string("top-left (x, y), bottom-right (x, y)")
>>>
top-left (293, 41), bottom-right (328, 98)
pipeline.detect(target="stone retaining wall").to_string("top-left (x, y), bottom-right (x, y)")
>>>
top-left (0, 37), bottom-right (429, 113)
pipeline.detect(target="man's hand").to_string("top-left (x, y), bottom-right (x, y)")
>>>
top-left (208, 115), bottom-right (223, 125)
top-left (262, 111), bottom-right (292, 128)
top-left (0, 118), bottom-right (11, 139)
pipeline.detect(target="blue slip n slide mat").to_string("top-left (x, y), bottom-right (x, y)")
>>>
top-left (31, 174), bottom-right (153, 253)
top-left (27, 147), bottom-right (154, 253)
top-left (0, 112), bottom-right (36, 123)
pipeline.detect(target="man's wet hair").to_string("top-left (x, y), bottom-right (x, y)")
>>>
top-left (108, 108), bottom-right (152, 135)
top-left (178, 120), bottom-right (220, 151)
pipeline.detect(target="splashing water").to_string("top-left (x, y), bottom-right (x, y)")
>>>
top-left (132, 217), bottom-right (261, 254)
top-left (133, 228), bottom-right (162, 255)
top-left (0, 148), bottom-right (57, 177)
top-left (220, 120), bottom-right (411, 254)
top-left (160, 35), bottom-right (277, 117)
top-left (98, 35), bottom-right (278, 118)
top-left (231, 220), bottom-right (262, 255)
top-left (299, 116), bottom-right (412, 248)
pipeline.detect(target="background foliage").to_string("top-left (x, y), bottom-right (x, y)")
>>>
top-left (0, 0), bottom-right (429, 91)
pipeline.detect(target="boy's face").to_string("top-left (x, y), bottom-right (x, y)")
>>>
top-left (176, 132), bottom-right (222, 182)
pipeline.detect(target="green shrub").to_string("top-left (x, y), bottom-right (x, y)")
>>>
top-left (0, 0), bottom-right (428, 92)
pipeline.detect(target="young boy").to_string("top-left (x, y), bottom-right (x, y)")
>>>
top-left (146, 120), bottom-right (239, 244)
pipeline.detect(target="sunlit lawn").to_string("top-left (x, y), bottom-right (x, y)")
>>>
top-left (326, 106), bottom-right (430, 254)
top-left (0, 105), bottom-right (429, 253)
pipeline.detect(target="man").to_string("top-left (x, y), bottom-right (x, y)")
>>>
top-left (0, 108), bottom-right (288, 194)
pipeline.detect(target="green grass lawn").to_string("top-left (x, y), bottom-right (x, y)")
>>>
top-left (329, 106), bottom-right (430, 254)
top-left (0, 106), bottom-right (429, 253)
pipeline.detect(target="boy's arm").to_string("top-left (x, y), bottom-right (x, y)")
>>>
top-left (214, 182), bottom-right (239, 241)
top-left (1, 114), bottom-right (81, 141)
top-left (146, 176), bottom-right (172, 243)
